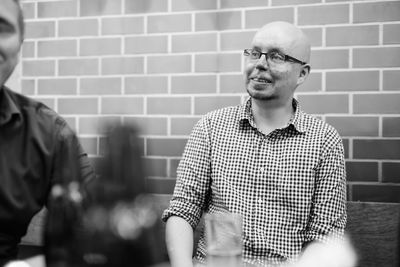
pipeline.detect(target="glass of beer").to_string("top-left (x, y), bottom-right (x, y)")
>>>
top-left (205, 212), bottom-right (243, 267)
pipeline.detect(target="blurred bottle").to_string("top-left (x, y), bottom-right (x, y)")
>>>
top-left (43, 134), bottom-right (86, 267)
top-left (79, 125), bottom-right (165, 267)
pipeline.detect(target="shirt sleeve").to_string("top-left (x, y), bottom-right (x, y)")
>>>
top-left (304, 131), bottom-right (347, 244)
top-left (51, 117), bottom-right (96, 189)
top-left (161, 117), bottom-right (212, 229)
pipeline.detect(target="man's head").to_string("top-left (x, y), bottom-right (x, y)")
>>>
top-left (0, 0), bottom-right (24, 87)
top-left (244, 21), bottom-right (311, 105)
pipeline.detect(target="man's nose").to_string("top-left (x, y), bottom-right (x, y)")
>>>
top-left (255, 54), bottom-right (268, 70)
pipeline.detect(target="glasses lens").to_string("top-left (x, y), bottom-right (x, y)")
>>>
top-left (268, 51), bottom-right (285, 64)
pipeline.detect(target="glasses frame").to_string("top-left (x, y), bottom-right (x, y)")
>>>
top-left (243, 48), bottom-right (307, 65)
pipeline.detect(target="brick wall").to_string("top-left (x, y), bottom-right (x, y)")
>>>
top-left (18, 0), bottom-right (400, 202)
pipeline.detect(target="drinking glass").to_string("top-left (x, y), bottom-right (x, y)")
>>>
top-left (205, 212), bottom-right (243, 267)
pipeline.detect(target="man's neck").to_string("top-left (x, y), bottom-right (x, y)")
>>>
top-left (251, 98), bottom-right (294, 135)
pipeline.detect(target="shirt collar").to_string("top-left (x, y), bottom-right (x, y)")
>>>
top-left (239, 97), bottom-right (307, 134)
top-left (0, 86), bottom-right (21, 126)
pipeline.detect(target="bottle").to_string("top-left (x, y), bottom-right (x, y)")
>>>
top-left (80, 125), bottom-right (165, 267)
top-left (43, 134), bottom-right (85, 267)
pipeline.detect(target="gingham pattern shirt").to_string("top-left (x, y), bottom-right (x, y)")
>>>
top-left (162, 98), bottom-right (347, 265)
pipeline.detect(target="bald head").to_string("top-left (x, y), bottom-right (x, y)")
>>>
top-left (252, 21), bottom-right (311, 64)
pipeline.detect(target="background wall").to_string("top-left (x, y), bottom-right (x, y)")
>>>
top-left (18, 0), bottom-right (400, 202)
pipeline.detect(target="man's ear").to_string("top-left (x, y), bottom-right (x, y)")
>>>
top-left (297, 64), bottom-right (310, 86)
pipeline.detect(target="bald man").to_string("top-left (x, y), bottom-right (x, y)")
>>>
top-left (162, 21), bottom-right (347, 267)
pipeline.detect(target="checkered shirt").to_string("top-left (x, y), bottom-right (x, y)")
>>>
top-left (162, 98), bottom-right (347, 266)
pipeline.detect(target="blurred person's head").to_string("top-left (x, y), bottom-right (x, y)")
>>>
top-left (0, 0), bottom-right (24, 87)
top-left (244, 21), bottom-right (311, 106)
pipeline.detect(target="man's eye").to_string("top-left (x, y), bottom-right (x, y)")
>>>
top-left (250, 51), bottom-right (260, 58)
top-left (270, 52), bottom-right (285, 61)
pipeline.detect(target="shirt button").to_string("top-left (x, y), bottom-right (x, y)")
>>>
top-left (259, 167), bottom-right (265, 173)
top-left (258, 198), bottom-right (263, 204)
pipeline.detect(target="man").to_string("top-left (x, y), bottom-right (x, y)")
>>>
top-left (0, 0), bottom-right (95, 265)
top-left (162, 21), bottom-right (347, 266)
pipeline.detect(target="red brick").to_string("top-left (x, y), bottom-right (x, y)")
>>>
top-left (80, 0), bottom-right (122, 16)
top-left (354, 47), bottom-right (400, 68)
top-left (146, 178), bottom-right (176, 194)
top-left (58, 98), bottom-right (98, 115)
top-left (125, 0), bottom-right (168, 14)
top-left (382, 117), bottom-right (400, 137)
top-left (101, 57), bottom-right (144, 75)
top-left (220, 74), bottom-right (245, 94)
top-left (354, 1), bottom-right (400, 23)
top-left (38, 1), bottom-right (77, 18)
top-left (342, 138), bottom-right (349, 159)
top-left (148, 14), bottom-right (191, 33)
top-left (195, 53), bottom-right (242, 73)
top-left (124, 117), bottom-right (168, 136)
top-left (147, 55), bottom-right (191, 74)
top-left (346, 161), bottom-right (378, 182)
top-left (59, 19), bottom-right (98, 37)
top-left (59, 59), bottom-right (98, 76)
top-left (78, 116), bottom-right (121, 135)
top-left (38, 78), bottom-right (77, 95)
top-left (22, 42), bottom-right (35, 58)
top-left (354, 139), bottom-right (400, 160)
top-left (79, 137), bottom-right (98, 155)
top-left (354, 93), bottom-right (400, 114)
top-left (170, 159), bottom-right (180, 177)
top-left (382, 162), bottom-right (400, 183)
top-left (143, 158), bottom-right (167, 177)
top-left (147, 138), bottom-right (187, 157)
top-left (125, 36), bottom-right (168, 54)
top-left (310, 49), bottom-right (349, 69)
top-left (195, 11), bottom-right (241, 31)
top-left (171, 117), bottom-right (200, 135)
top-left (171, 0), bottom-right (216, 11)
top-left (383, 70), bottom-right (400, 91)
top-left (296, 72), bottom-right (322, 92)
top-left (352, 184), bottom-right (400, 203)
top-left (383, 24), bottom-right (400, 44)
top-left (220, 0), bottom-right (271, 9)
top-left (102, 17), bottom-right (144, 35)
top-left (147, 97), bottom-right (191, 115)
top-left (22, 3), bottom-right (35, 19)
top-left (172, 33), bottom-right (217, 53)
top-left (23, 60), bottom-right (55, 76)
top-left (101, 97), bottom-right (144, 115)
top-left (171, 75), bottom-right (217, 94)
top-left (302, 27), bottom-right (323, 47)
top-left (325, 116), bottom-right (379, 137)
top-left (298, 4), bottom-right (349, 25)
top-left (326, 71), bottom-right (379, 92)
top-left (38, 40), bottom-right (77, 57)
top-left (271, 0), bottom-right (321, 5)
top-left (326, 25), bottom-right (379, 46)
top-left (80, 78), bottom-right (121, 95)
top-left (220, 31), bottom-right (257, 51)
top-left (296, 94), bottom-right (349, 114)
top-left (21, 79), bottom-right (35, 95)
top-left (125, 76), bottom-right (168, 94)
top-left (80, 38), bottom-right (121, 56)
top-left (25, 21), bottom-right (55, 39)
top-left (194, 96), bottom-right (241, 115)
top-left (245, 8), bottom-right (294, 29)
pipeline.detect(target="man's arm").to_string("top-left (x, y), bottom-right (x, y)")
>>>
top-left (305, 136), bottom-right (347, 244)
top-left (165, 216), bottom-right (195, 267)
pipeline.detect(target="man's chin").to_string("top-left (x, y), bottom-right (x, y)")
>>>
top-left (246, 87), bottom-right (275, 101)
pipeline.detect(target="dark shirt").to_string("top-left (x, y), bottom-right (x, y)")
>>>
top-left (0, 86), bottom-right (95, 264)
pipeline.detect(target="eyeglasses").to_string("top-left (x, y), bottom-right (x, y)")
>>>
top-left (243, 48), bottom-right (307, 65)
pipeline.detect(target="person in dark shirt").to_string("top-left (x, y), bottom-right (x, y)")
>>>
top-left (0, 0), bottom-right (95, 265)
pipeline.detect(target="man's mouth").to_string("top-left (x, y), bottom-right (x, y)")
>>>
top-left (251, 77), bottom-right (272, 84)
